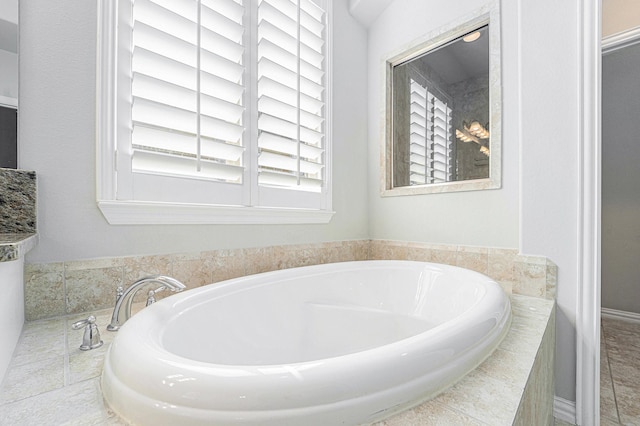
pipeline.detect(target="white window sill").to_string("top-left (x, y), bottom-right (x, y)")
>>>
top-left (97, 200), bottom-right (335, 225)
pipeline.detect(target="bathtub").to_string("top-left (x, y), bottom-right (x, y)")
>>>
top-left (102, 260), bottom-right (511, 425)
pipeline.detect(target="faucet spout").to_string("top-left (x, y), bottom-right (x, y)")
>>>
top-left (107, 275), bottom-right (186, 331)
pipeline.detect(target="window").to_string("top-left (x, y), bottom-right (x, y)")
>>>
top-left (97, 0), bottom-right (333, 224)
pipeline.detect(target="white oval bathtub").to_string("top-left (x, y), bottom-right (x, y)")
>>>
top-left (102, 260), bottom-right (511, 425)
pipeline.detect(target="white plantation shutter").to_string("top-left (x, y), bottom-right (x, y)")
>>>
top-left (102, 0), bottom-right (331, 220)
top-left (408, 78), bottom-right (453, 185)
top-left (256, 0), bottom-right (327, 208)
top-left (116, 0), bottom-right (247, 204)
top-left (131, 0), bottom-right (245, 181)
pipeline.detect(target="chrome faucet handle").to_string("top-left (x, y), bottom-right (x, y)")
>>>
top-left (146, 289), bottom-right (157, 306)
top-left (145, 285), bottom-right (170, 306)
top-left (71, 315), bottom-right (104, 351)
top-left (115, 286), bottom-right (124, 301)
top-left (145, 286), bottom-right (167, 306)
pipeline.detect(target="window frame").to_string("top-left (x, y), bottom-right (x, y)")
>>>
top-left (96, 0), bottom-right (334, 225)
top-left (380, 10), bottom-right (501, 197)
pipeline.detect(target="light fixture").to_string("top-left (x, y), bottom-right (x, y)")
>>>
top-left (456, 121), bottom-right (490, 157)
top-left (456, 121), bottom-right (490, 144)
top-left (456, 129), bottom-right (476, 143)
top-left (463, 31), bottom-right (481, 43)
top-left (466, 121), bottom-right (489, 139)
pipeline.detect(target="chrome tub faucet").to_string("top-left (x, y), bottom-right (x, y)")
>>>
top-left (71, 315), bottom-right (103, 350)
top-left (107, 275), bottom-right (186, 331)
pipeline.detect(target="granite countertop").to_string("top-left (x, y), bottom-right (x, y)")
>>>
top-left (0, 233), bottom-right (38, 262)
top-left (0, 168), bottom-right (38, 262)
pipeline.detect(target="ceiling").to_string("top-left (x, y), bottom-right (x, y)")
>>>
top-left (348, 0), bottom-right (395, 28)
top-left (411, 26), bottom-right (490, 86)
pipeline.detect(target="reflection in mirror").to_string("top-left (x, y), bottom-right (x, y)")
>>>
top-left (393, 26), bottom-right (489, 187)
top-left (383, 7), bottom-right (500, 196)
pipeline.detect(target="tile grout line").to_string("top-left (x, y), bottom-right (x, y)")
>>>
top-left (432, 398), bottom-right (493, 425)
top-left (63, 315), bottom-right (71, 387)
top-left (62, 259), bottom-right (72, 389)
top-left (602, 322), bottom-right (623, 425)
top-left (0, 326), bottom-right (25, 398)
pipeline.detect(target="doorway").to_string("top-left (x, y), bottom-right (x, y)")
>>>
top-left (600, 31), bottom-right (640, 425)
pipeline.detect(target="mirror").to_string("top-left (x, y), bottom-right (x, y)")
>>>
top-left (382, 7), bottom-right (501, 196)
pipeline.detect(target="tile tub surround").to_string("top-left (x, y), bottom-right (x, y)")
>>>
top-left (24, 239), bottom-right (557, 321)
top-left (0, 295), bottom-right (555, 425)
top-left (369, 240), bottom-right (557, 300)
top-left (0, 168), bottom-right (36, 234)
top-left (24, 240), bottom-right (370, 320)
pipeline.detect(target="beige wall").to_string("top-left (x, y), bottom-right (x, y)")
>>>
top-left (603, 0), bottom-right (640, 37)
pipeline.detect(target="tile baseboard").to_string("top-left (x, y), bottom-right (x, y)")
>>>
top-left (601, 307), bottom-right (640, 324)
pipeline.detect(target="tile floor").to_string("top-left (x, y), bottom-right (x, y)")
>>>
top-left (601, 317), bottom-right (640, 425)
top-left (0, 308), bottom-right (126, 425)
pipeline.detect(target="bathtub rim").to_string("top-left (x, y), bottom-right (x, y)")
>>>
top-left (142, 260), bottom-right (504, 368)
top-left (102, 312), bottom-right (511, 425)
top-left (102, 260), bottom-right (512, 424)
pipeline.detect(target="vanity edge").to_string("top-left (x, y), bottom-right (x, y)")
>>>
top-left (0, 233), bottom-right (38, 262)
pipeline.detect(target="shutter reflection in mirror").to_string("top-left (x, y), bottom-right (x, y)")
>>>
top-left (408, 79), bottom-right (453, 185)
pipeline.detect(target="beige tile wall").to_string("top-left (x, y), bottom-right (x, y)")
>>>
top-left (369, 240), bottom-right (557, 300)
top-left (513, 302), bottom-right (556, 424)
top-left (24, 241), bottom-right (369, 321)
top-left (24, 240), bottom-right (556, 321)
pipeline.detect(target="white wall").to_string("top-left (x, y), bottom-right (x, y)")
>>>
top-left (0, 49), bottom-right (18, 100)
top-left (0, 0), bottom-right (17, 24)
top-left (366, 0), bottom-right (581, 403)
top-left (18, 0), bottom-right (370, 263)
top-left (366, 0), bottom-right (519, 249)
top-left (516, 0), bottom-right (580, 404)
top-left (0, 0), bottom-right (18, 104)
